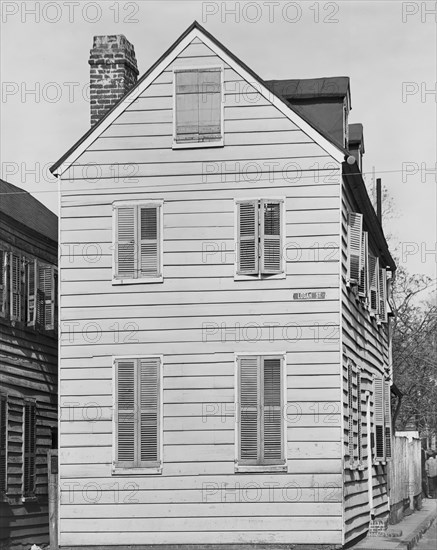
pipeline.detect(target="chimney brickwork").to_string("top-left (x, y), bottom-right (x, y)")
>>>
top-left (89, 35), bottom-right (139, 127)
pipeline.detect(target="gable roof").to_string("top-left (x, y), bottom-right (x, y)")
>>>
top-left (50, 21), bottom-right (347, 176)
top-left (0, 179), bottom-right (58, 243)
top-left (265, 77), bottom-right (350, 101)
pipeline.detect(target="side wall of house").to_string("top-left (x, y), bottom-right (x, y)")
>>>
top-left (0, 219), bottom-right (58, 550)
top-left (58, 38), bottom-right (345, 548)
top-left (341, 182), bottom-right (390, 545)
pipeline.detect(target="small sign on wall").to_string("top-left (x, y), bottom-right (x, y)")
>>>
top-left (292, 291), bottom-right (326, 300)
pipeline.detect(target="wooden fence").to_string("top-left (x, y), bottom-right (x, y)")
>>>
top-left (388, 432), bottom-right (422, 524)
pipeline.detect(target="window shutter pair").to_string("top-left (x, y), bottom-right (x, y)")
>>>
top-left (115, 205), bottom-right (161, 280)
top-left (373, 377), bottom-right (391, 461)
top-left (0, 395), bottom-right (7, 494)
top-left (115, 357), bottom-right (160, 468)
top-left (175, 69), bottom-right (221, 143)
top-left (238, 356), bottom-right (284, 465)
top-left (23, 401), bottom-right (36, 496)
top-left (347, 212), bottom-right (363, 284)
top-left (237, 200), bottom-right (283, 276)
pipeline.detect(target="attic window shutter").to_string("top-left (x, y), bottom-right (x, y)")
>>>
top-left (23, 401), bottom-right (36, 496)
top-left (384, 380), bottom-right (392, 459)
top-left (115, 206), bottom-right (136, 279)
top-left (239, 356), bottom-right (259, 462)
top-left (198, 70), bottom-right (221, 138)
top-left (378, 267), bottom-right (388, 323)
top-left (263, 357), bottom-right (283, 462)
top-left (368, 255), bottom-right (379, 315)
top-left (139, 206), bottom-right (160, 278)
top-left (358, 232), bottom-right (368, 298)
top-left (139, 358), bottom-right (160, 465)
top-left (261, 201), bottom-right (282, 274)
top-left (38, 264), bottom-right (54, 330)
top-left (0, 395), bottom-right (7, 494)
top-left (116, 360), bottom-right (136, 467)
top-left (347, 212), bottom-right (363, 284)
top-left (10, 253), bottom-right (22, 321)
top-left (373, 377), bottom-right (385, 461)
top-left (237, 201), bottom-right (259, 275)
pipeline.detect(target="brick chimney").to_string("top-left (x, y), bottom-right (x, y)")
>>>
top-left (89, 35), bottom-right (139, 127)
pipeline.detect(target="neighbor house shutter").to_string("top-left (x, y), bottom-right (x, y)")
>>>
top-left (23, 401), bottom-right (36, 496)
top-left (373, 377), bottom-right (385, 461)
top-left (262, 357), bottom-right (283, 462)
top-left (347, 362), bottom-right (355, 466)
top-left (260, 201), bottom-right (282, 274)
top-left (368, 255), bottom-right (379, 315)
top-left (237, 201), bottom-right (259, 275)
top-left (175, 70), bottom-right (199, 142)
top-left (27, 259), bottom-right (37, 326)
top-left (115, 359), bottom-right (136, 467)
top-left (139, 206), bottom-right (160, 278)
top-left (115, 206), bottom-right (136, 279)
top-left (358, 231), bottom-right (368, 298)
top-left (378, 267), bottom-right (388, 323)
top-left (384, 380), bottom-right (392, 459)
top-left (0, 395), bottom-right (7, 494)
top-left (139, 358), bottom-right (160, 465)
top-left (347, 212), bottom-right (363, 284)
top-left (197, 69), bottom-right (221, 139)
top-left (239, 356), bottom-right (260, 462)
top-left (38, 264), bottom-right (54, 330)
top-left (10, 253), bottom-right (21, 321)
top-left (0, 250), bottom-right (6, 317)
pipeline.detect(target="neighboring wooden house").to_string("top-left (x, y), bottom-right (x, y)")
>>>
top-left (0, 179), bottom-right (58, 549)
top-left (50, 22), bottom-right (396, 549)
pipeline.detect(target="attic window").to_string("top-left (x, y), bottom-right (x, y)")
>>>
top-left (174, 68), bottom-right (223, 147)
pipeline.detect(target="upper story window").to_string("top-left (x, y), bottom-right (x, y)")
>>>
top-left (236, 199), bottom-right (284, 279)
top-left (113, 201), bottom-right (163, 284)
top-left (174, 68), bottom-right (223, 147)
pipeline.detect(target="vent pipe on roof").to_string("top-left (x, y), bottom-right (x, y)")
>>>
top-left (89, 35), bottom-right (139, 127)
top-left (376, 178), bottom-right (382, 224)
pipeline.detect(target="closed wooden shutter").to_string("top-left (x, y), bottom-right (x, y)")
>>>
top-left (347, 212), bottom-right (363, 284)
top-left (139, 206), bottom-right (160, 278)
top-left (27, 259), bottom-right (37, 326)
top-left (368, 255), bottom-right (379, 315)
top-left (10, 253), bottom-right (21, 321)
top-left (373, 377), bottom-right (385, 461)
top-left (239, 356), bottom-right (259, 462)
top-left (116, 360), bottom-right (136, 467)
top-left (0, 250), bottom-right (6, 317)
top-left (358, 231), bottom-right (368, 298)
top-left (378, 267), bottom-right (388, 323)
top-left (175, 70), bottom-right (200, 142)
top-left (384, 380), bottom-right (392, 459)
top-left (198, 70), bottom-right (221, 139)
top-left (38, 264), bottom-right (54, 330)
top-left (139, 358), bottom-right (160, 465)
top-left (23, 401), bottom-right (36, 496)
top-left (237, 201), bottom-right (259, 275)
top-left (261, 201), bottom-right (282, 274)
top-left (0, 395), bottom-right (7, 494)
top-left (115, 206), bottom-right (136, 279)
top-left (263, 357), bottom-right (283, 462)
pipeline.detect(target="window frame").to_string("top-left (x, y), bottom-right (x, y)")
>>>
top-left (234, 198), bottom-right (286, 281)
top-left (112, 200), bottom-right (164, 285)
top-left (234, 351), bottom-right (287, 473)
top-left (172, 65), bottom-right (224, 149)
top-left (112, 355), bottom-right (163, 475)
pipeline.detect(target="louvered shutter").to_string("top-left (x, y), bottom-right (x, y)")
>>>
top-left (115, 206), bottom-right (136, 279)
top-left (263, 357), bottom-right (283, 462)
top-left (27, 259), bottom-right (37, 326)
top-left (358, 232), bottom-right (368, 298)
top-left (261, 201), bottom-right (283, 274)
top-left (0, 250), bottom-right (6, 317)
top-left (38, 264), bottom-right (54, 330)
top-left (175, 71), bottom-right (199, 142)
top-left (368, 255), bottom-right (379, 314)
top-left (384, 380), bottom-right (392, 459)
top-left (23, 402), bottom-right (36, 496)
top-left (237, 201), bottom-right (259, 275)
top-left (116, 360), bottom-right (136, 467)
top-left (198, 70), bottom-right (221, 140)
top-left (139, 206), bottom-right (160, 278)
top-left (139, 358), bottom-right (160, 465)
top-left (239, 356), bottom-right (259, 462)
top-left (357, 372), bottom-right (363, 465)
top-left (378, 267), bottom-right (388, 323)
top-left (374, 377), bottom-right (385, 461)
top-left (347, 212), bottom-right (363, 284)
top-left (0, 396), bottom-right (7, 494)
top-left (10, 253), bottom-right (21, 321)
top-left (347, 362), bottom-right (355, 466)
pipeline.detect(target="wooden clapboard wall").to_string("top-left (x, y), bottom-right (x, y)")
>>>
top-left (0, 214), bottom-right (58, 550)
top-left (58, 37), bottom-right (345, 547)
top-left (341, 181), bottom-right (390, 545)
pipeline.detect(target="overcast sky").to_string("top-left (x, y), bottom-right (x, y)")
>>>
top-left (1, 0), bottom-right (436, 284)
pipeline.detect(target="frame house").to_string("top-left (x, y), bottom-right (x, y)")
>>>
top-left (50, 22), bottom-right (396, 549)
top-left (0, 179), bottom-right (58, 549)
